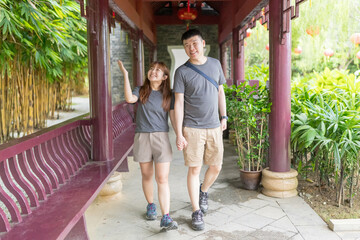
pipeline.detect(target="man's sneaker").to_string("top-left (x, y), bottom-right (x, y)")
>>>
top-left (146, 203), bottom-right (157, 220)
top-left (160, 214), bottom-right (178, 231)
top-left (199, 184), bottom-right (209, 214)
top-left (191, 209), bottom-right (205, 231)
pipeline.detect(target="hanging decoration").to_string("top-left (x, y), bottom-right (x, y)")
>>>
top-left (178, 0), bottom-right (198, 30)
top-left (265, 44), bottom-right (269, 51)
top-left (246, 29), bottom-right (252, 38)
top-left (306, 26), bottom-right (320, 37)
top-left (350, 33), bottom-right (360, 45)
top-left (323, 48), bottom-right (334, 57)
top-left (294, 46), bottom-right (302, 54)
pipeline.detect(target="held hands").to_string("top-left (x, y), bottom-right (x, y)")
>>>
top-left (176, 135), bottom-right (188, 151)
top-left (117, 60), bottom-right (128, 75)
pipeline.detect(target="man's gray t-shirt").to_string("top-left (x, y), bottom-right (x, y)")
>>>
top-left (173, 57), bottom-right (226, 129)
top-left (133, 87), bottom-right (169, 133)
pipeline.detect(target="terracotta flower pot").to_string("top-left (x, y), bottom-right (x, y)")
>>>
top-left (239, 168), bottom-right (262, 190)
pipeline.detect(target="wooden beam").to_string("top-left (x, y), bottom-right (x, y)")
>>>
top-left (154, 15), bottom-right (220, 25)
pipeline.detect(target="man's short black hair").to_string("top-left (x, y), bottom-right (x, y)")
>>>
top-left (181, 29), bottom-right (203, 42)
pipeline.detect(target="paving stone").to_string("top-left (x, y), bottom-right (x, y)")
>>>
top-left (144, 228), bottom-right (193, 240)
top-left (278, 201), bottom-right (326, 226)
top-left (239, 198), bottom-right (271, 210)
top-left (204, 210), bottom-right (234, 227)
top-left (233, 213), bottom-right (275, 229)
top-left (249, 226), bottom-right (296, 240)
top-left (253, 205), bottom-right (286, 220)
top-left (269, 216), bottom-right (299, 233)
top-left (195, 223), bottom-right (255, 240)
top-left (335, 230), bottom-right (360, 240)
top-left (290, 233), bottom-right (306, 240)
top-left (296, 225), bottom-right (341, 240)
top-left (217, 204), bottom-right (254, 217)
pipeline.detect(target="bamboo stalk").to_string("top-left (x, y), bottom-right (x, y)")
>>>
top-left (257, 116), bottom-right (264, 171)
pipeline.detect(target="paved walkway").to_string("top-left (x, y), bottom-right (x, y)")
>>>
top-left (85, 125), bottom-right (360, 240)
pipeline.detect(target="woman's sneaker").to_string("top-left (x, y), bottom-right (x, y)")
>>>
top-left (160, 214), bottom-right (178, 231)
top-left (191, 209), bottom-right (205, 231)
top-left (146, 203), bottom-right (157, 220)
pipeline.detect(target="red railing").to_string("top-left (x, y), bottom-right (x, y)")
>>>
top-left (0, 114), bottom-right (91, 232)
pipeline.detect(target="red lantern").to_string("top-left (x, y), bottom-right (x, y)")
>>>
top-left (356, 51), bottom-right (360, 59)
top-left (246, 29), bottom-right (252, 38)
top-left (306, 26), bottom-right (320, 37)
top-left (178, 8), bottom-right (198, 21)
top-left (244, 41), bottom-right (247, 47)
top-left (265, 44), bottom-right (269, 51)
top-left (294, 46), bottom-right (302, 54)
top-left (350, 33), bottom-right (360, 45)
top-left (324, 49), bottom-right (334, 57)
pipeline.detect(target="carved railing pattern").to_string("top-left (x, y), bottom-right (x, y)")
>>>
top-left (112, 103), bottom-right (135, 139)
top-left (0, 117), bottom-right (91, 232)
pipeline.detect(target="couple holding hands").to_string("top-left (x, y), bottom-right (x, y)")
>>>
top-left (117, 29), bottom-right (227, 231)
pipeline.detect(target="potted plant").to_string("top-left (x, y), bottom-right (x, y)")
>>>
top-left (225, 80), bottom-right (271, 190)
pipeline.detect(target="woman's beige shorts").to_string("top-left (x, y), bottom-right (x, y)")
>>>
top-left (183, 126), bottom-right (224, 167)
top-left (133, 132), bottom-right (172, 163)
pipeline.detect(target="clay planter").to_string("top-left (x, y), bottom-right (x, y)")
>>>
top-left (239, 169), bottom-right (262, 190)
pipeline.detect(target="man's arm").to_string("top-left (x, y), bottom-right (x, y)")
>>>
top-left (218, 85), bottom-right (227, 131)
top-left (174, 93), bottom-right (188, 150)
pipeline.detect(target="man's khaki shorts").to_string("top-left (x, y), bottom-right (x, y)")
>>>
top-left (133, 132), bottom-right (172, 163)
top-left (183, 126), bottom-right (223, 167)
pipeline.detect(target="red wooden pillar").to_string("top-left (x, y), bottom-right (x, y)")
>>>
top-left (262, 0), bottom-right (298, 198)
top-left (132, 30), bottom-right (144, 87)
top-left (268, 0), bottom-right (291, 172)
top-left (233, 28), bottom-right (245, 86)
top-left (87, 0), bottom-right (113, 161)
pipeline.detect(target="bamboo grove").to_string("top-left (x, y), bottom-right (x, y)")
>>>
top-left (0, 0), bottom-right (87, 144)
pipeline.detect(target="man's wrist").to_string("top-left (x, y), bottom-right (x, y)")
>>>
top-left (221, 116), bottom-right (228, 121)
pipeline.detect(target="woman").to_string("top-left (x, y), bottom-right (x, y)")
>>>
top-left (117, 60), bottom-right (177, 231)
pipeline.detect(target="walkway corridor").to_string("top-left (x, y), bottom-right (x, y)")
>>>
top-left (85, 127), bottom-right (347, 240)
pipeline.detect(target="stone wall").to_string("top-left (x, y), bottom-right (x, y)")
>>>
top-left (110, 22), bottom-right (133, 105)
top-left (156, 25), bottom-right (219, 70)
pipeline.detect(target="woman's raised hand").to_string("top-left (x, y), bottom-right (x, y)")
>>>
top-left (117, 60), bottom-right (128, 75)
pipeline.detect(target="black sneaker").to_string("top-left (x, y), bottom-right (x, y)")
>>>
top-left (199, 184), bottom-right (209, 214)
top-left (191, 209), bottom-right (204, 231)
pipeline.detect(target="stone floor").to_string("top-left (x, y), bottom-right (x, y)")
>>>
top-left (85, 125), bottom-right (360, 240)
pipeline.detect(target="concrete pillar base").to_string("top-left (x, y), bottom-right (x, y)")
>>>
top-left (99, 171), bottom-right (123, 199)
top-left (262, 167), bottom-right (298, 198)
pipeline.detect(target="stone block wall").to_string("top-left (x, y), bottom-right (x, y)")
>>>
top-left (110, 22), bottom-right (133, 105)
top-left (156, 25), bottom-right (219, 70)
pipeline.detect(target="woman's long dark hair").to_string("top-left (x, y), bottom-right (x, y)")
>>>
top-left (139, 62), bottom-right (171, 112)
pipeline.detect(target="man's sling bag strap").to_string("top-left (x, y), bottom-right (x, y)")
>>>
top-left (184, 61), bottom-right (219, 91)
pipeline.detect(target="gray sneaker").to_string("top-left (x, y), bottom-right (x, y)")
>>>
top-left (191, 209), bottom-right (205, 231)
top-left (199, 184), bottom-right (209, 214)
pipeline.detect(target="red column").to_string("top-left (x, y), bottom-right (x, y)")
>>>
top-left (137, 30), bottom-right (144, 86)
top-left (87, 0), bottom-right (113, 161)
top-left (268, 0), bottom-right (291, 172)
top-left (132, 30), bottom-right (144, 87)
top-left (233, 28), bottom-right (245, 86)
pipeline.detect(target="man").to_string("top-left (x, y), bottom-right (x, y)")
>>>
top-left (173, 29), bottom-right (227, 231)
